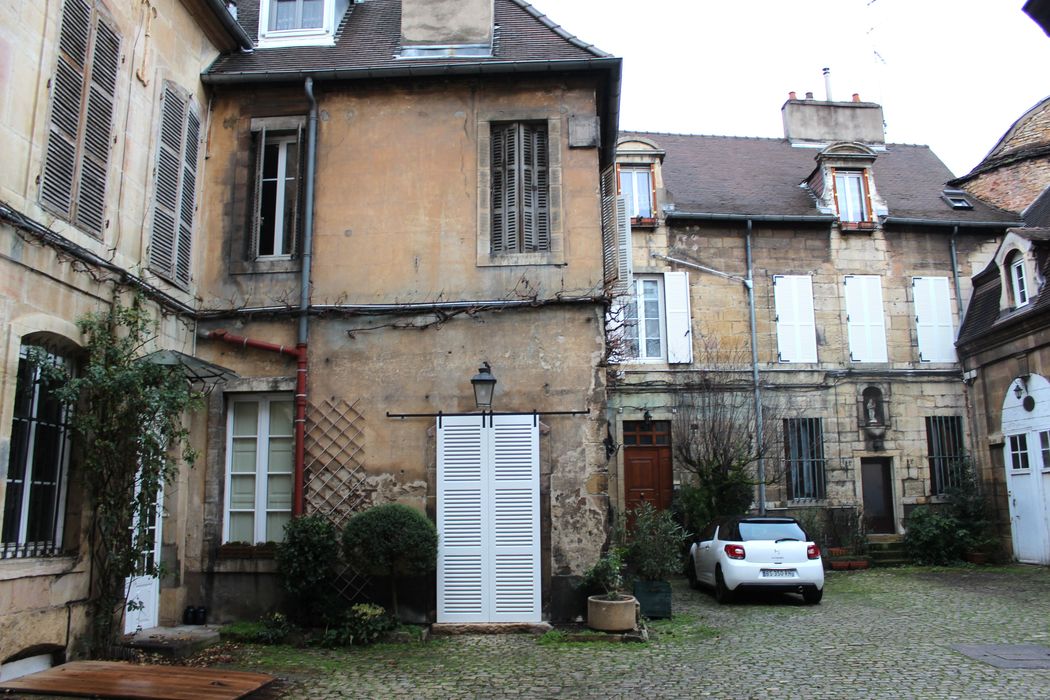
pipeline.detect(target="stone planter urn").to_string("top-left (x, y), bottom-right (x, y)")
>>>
top-left (587, 595), bottom-right (639, 632)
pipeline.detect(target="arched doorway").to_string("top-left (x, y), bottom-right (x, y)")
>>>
top-left (1001, 373), bottom-right (1050, 564)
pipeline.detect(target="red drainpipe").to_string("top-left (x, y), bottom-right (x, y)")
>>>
top-left (202, 329), bottom-right (308, 516)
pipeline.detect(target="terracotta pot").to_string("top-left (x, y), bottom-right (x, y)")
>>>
top-left (587, 595), bottom-right (638, 632)
top-left (829, 560), bottom-right (851, 571)
top-left (849, 559), bottom-right (871, 570)
top-left (827, 547), bottom-right (849, 558)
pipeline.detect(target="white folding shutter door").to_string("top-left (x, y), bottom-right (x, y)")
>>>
top-left (437, 416), bottom-right (487, 622)
top-left (913, 277), bottom-right (956, 362)
top-left (489, 414), bottom-right (540, 622)
top-left (774, 275), bottom-right (817, 363)
top-left (664, 271), bottom-right (692, 364)
top-left (844, 275), bottom-right (888, 362)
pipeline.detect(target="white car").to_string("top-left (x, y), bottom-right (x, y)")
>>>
top-left (687, 516), bottom-right (824, 605)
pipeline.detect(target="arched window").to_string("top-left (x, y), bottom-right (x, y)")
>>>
top-left (2, 339), bottom-right (74, 558)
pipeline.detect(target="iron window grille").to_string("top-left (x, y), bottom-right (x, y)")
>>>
top-left (2, 345), bottom-right (73, 559)
top-left (784, 417), bottom-right (826, 501)
top-left (926, 415), bottom-right (965, 496)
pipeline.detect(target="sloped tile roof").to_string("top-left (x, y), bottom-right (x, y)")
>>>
top-left (1025, 185), bottom-right (1050, 227)
top-left (958, 228), bottom-right (1050, 347)
top-left (622, 132), bottom-right (1018, 224)
top-left (208, 0), bottom-right (610, 78)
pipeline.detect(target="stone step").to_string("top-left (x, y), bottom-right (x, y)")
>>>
top-left (119, 625), bottom-right (221, 659)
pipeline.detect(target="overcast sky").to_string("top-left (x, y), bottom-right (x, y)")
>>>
top-left (527, 0), bottom-right (1050, 177)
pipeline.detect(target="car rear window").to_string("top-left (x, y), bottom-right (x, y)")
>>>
top-left (737, 521), bottom-right (807, 542)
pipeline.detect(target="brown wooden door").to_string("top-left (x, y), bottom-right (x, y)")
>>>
top-left (623, 420), bottom-right (673, 513)
top-left (861, 458), bottom-right (895, 533)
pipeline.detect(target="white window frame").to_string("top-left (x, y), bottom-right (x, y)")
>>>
top-left (834, 170), bottom-right (869, 223)
top-left (621, 273), bottom-right (692, 364)
top-left (257, 0), bottom-right (340, 48)
top-left (2, 344), bottom-right (73, 559)
top-left (223, 394), bottom-right (295, 544)
top-left (255, 133), bottom-right (300, 260)
top-left (912, 276), bottom-right (956, 363)
top-left (620, 167), bottom-right (653, 219)
top-left (1011, 255), bottom-right (1029, 308)
top-left (773, 274), bottom-right (818, 363)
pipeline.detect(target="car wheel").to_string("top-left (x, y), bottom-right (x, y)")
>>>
top-left (803, 586), bottom-right (823, 605)
top-left (714, 568), bottom-right (734, 605)
top-left (686, 556), bottom-right (700, 589)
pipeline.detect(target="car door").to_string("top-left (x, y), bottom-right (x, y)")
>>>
top-left (695, 521), bottom-right (721, 585)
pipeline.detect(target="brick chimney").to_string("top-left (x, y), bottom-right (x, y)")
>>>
top-left (782, 95), bottom-right (885, 146)
top-left (401, 0), bottom-right (493, 54)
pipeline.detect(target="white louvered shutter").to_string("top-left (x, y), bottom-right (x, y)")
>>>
top-left (774, 275), bottom-right (818, 363)
top-left (437, 414), bottom-right (540, 623)
top-left (489, 414), bottom-right (540, 622)
top-left (913, 276), bottom-right (956, 362)
top-left (175, 110), bottom-right (200, 284)
top-left (616, 195), bottom-right (632, 295)
top-left (844, 275), bottom-right (888, 362)
top-left (437, 416), bottom-right (487, 622)
top-left (664, 271), bottom-right (693, 364)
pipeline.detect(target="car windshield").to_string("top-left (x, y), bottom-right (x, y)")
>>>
top-left (737, 521), bottom-right (807, 542)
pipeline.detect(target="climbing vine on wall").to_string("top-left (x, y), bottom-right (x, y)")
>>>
top-left (34, 297), bottom-right (202, 656)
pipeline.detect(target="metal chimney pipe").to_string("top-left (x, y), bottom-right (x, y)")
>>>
top-left (823, 67), bottom-right (832, 101)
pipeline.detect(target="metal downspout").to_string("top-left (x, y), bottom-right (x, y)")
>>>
top-left (950, 226), bottom-right (964, 327)
top-left (292, 78), bottom-right (319, 517)
top-left (746, 220), bottom-right (765, 515)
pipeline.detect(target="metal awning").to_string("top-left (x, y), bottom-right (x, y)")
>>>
top-left (139, 350), bottom-right (238, 383)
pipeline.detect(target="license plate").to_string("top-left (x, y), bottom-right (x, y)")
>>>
top-left (760, 568), bottom-right (797, 578)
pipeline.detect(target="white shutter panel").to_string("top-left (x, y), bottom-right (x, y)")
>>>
top-left (437, 416), bottom-right (487, 622)
top-left (149, 87), bottom-right (184, 280)
top-left (175, 110), bottom-right (200, 285)
top-left (845, 275), bottom-right (887, 362)
top-left (774, 275), bottom-right (817, 363)
top-left (615, 195), bottom-right (633, 296)
top-left (664, 271), bottom-right (693, 364)
top-left (489, 414), bottom-right (540, 622)
top-left (913, 276), bottom-right (956, 362)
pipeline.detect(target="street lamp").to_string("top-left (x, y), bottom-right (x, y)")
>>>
top-left (471, 362), bottom-right (497, 409)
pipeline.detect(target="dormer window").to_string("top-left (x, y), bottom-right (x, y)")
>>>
top-left (942, 189), bottom-right (974, 210)
top-left (257, 0), bottom-right (344, 48)
top-left (619, 167), bottom-right (654, 221)
top-left (1009, 251), bottom-right (1029, 308)
top-left (833, 170), bottom-right (870, 223)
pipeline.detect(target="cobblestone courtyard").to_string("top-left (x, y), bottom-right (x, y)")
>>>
top-left (238, 566), bottom-right (1050, 699)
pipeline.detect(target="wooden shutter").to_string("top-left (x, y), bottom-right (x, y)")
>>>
top-left (601, 164), bottom-right (618, 285)
top-left (844, 275), bottom-right (888, 362)
top-left (77, 10), bottom-right (120, 234)
top-left (437, 416), bottom-right (487, 622)
top-left (175, 109), bottom-right (200, 284)
top-left (526, 124), bottom-right (549, 252)
top-left (913, 276), bottom-right (956, 362)
top-left (437, 414), bottom-right (540, 623)
top-left (774, 275), bottom-right (818, 363)
top-left (149, 87), bottom-right (184, 281)
top-left (289, 124), bottom-right (304, 257)
top-left (490, 124), bottom-right (512, 253)
top-left (664, 271), bottom-right (692, 364)
top-left (489, 414), bottom-right (540, 622)
top-left (249, 127), bottom-right (266, 260)
top-left (41, 0), bottom-right (91, 219)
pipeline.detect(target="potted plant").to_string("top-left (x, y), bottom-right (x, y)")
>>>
top-left (625, 502), bottom-right (687, 619)
top-left (582, 548), bottom-right (637, 632)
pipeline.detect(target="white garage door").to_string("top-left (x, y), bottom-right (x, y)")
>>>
top-left (437, 414), bottom-right (540, 623)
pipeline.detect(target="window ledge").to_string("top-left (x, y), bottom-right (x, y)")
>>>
top-left (230, 258), bottom-right (302, 276)
top-left (477, 252), bottom-right (565, 267)
top-left (256, 30), bottom-right (336, 49)
top-left (839, 221), bottom-right (878, 232)
top-left (630, 217), bottom-right (658, 229)
top-left (0, 555), bottom-right (82, 581)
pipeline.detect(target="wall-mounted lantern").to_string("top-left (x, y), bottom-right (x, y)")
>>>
top-left (471, 362), bottom-right (497, 409)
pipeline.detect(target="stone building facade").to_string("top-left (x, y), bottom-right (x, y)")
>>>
top-left (607, 97), bottom-right (1017, 542)
top-left (0, 0), bottom-right (248, 673)
top-left (956, 95), bottom-right (1050, 564)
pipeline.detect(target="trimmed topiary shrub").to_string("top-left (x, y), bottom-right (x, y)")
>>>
top-left (342, 504), bottom-right (438, 616)
top-left (276, 515), bottom-right (341, 624)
